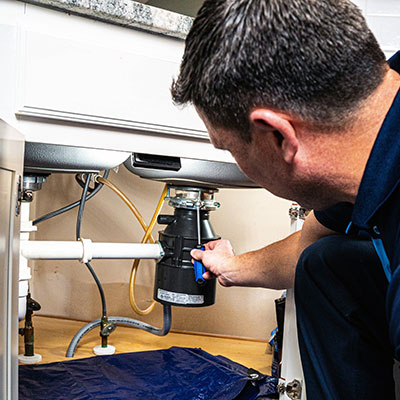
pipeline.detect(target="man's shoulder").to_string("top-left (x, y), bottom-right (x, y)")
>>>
top-left (389, 51), bottom-right (400, 72)
top-left (313, 202), bottom-right (354, 234)
top-left (374, 184), bottom-right (400, 262)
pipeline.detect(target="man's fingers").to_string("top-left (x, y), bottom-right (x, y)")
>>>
top-left (203, 271), bottom-right (216, 280)
top-left (205, 240), bottom-right (219, 250)
top-left (190, 249), bottom-right (204, 260)
top-left (190, 251), bottom-right (215, 278)
top-left (205, 239), bottom-right (233, 253)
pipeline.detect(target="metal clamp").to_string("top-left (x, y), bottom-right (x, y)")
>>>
top-left (277, 379), bottom-right (302, 399)
top-left (166, 186), bottom-right (220, 211)
top-left (289, 204), bottom-right (308, 221)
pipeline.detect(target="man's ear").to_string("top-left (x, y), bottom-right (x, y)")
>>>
top-left (250, 109), bottom-right (298, 164)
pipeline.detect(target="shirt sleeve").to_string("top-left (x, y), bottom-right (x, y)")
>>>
top-left (313, 202), bottom-right (354, 234)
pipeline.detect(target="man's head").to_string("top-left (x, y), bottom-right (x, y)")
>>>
top-left (172, 0), bottom-right (386, 140)
top-left (171, 0), bottom-right (388, 208)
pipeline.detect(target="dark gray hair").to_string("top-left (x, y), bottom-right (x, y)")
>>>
top-left (171, 0), bottom-right (387, 142)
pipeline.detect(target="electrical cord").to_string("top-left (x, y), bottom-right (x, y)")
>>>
top-left (75, 173), bottom-right (91, 241)
top-left (75, 174), bottom-right (97, 193)
top-left (32, 170), bottom-right (110, 226)
top-left (67, 177), bottom-right (170, 357)
top-left (95, 176), bottom-right (167, 316)
top-left (76, 173), bottom-right (107, 319)
top-left (64, 174), bottom-right (169, 357)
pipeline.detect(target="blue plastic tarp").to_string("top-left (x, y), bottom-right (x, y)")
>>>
top-left (19, 346), bottom-right (278, 399)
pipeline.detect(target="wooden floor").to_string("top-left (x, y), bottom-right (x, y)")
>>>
top-left (19, 316), bottom-right (272, 375)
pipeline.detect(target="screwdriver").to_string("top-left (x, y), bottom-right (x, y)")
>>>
top-left (194, 199), bottom-right (206, 285)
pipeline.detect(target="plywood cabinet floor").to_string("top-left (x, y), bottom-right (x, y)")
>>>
top-left (18, 316), bottom-right (272, 375)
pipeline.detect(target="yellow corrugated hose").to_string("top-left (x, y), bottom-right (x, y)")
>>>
top-left (96, 176), bottom-right (167, 315)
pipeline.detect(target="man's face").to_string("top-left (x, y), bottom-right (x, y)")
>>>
top-left (203, 118), bottom-right (343, 210)
top-left (205, 122), bottom-right (293, 199)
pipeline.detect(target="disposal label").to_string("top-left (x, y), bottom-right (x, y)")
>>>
top-left (157, 289), bottom-right (204, 305)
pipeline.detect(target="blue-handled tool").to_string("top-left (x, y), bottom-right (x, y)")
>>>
top-left (194, 198), bottom-right (206, 285)
top-left (194, 246), bottom-right (206, 284)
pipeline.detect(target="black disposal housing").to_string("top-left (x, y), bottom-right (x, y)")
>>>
top-left (155, 208), bottom-right (219, 307)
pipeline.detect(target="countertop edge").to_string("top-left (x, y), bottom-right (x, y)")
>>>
top-left (19, 0), bottom-right (193, 40)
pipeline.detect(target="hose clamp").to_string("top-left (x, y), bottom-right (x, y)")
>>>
top-left (79, 237), bottom-right (93, 263)
top-left (166, 187), bottom-right (220, 211)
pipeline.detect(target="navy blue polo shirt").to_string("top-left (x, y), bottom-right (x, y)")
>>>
top-left (314, 50), bottom-right (400, 359)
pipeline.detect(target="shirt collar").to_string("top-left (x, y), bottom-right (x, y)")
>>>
top-left (351, 51), bottom-right (400, 229)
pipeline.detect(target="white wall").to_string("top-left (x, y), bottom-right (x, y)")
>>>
top-left (352, 0), bottom-right (400, 58)
top-left (31, 168), bottom-right (291, 340)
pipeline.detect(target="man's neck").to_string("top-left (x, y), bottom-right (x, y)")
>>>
top-left (318, 68), bottom-right (400, 204)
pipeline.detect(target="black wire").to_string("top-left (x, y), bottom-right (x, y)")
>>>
top-left (33, 170), bottom-right (110, 226)
top-left (76, 173), bottom-right (91, 240)
top-left (76, 173), bottom-right (107, 319)
top-left (75, 174), bottom-right (97, 193)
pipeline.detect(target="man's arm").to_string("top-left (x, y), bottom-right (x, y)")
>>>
top-left (191, 211), bottom-right (336, 290)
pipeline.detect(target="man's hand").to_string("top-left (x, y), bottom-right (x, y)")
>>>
top-left (190, 212), bottom-right (336, 290)
top-left (190, 240), bottom-right (237, 287)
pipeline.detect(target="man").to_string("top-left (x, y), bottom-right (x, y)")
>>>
top-left (171, 0), bottom-right (400, 399)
